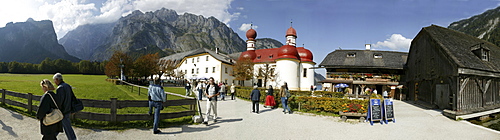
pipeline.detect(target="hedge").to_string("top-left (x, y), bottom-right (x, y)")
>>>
top-left (233, 86), bottom-right (370, 114)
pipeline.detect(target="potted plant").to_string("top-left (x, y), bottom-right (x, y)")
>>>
top-left (339, 103), bottom-right (367, 122)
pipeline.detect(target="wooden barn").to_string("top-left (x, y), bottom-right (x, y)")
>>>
top-left (406, 25), bottom-right (500, 119)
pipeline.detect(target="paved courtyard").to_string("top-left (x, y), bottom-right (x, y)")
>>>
top-left (1, 98), bottom-right (499, 140)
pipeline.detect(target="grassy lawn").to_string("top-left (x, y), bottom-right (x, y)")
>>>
top-left (0, 73), bottom-right (193, 129)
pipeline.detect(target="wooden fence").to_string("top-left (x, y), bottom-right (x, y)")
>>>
top-left (0, 89), bottom-right (196, 122)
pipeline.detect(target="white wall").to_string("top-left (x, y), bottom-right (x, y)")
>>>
top-left (276, 59), bottom-right (300, 90)
top-left (300, 62), bottom-right (315, 91)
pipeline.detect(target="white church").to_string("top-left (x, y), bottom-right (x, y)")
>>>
top-left (239, 26), bottom-right (316, 91)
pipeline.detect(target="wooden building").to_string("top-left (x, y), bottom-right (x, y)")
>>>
top-left (406, 25), bottom-right (500, 119)
top-left (318, 45), bottom-right (407, 99)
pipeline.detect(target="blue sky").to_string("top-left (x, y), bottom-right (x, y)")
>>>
top-left (1, 0), bottom-right (499, 76)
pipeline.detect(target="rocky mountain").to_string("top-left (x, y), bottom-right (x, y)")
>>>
top-left (61, 8), bottom-right (247, 61)
top-left (255, 38), bottom-right (283, 49)
top-left (448, 6), bottom-right (500, 46)
top-left (59, 22), bottom-right (116, 60)
top-left (0, 18), bottom-right (80, 63)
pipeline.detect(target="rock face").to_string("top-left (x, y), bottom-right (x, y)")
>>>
top-left (0, 18), bottom-right (80, 63)
top-left (255, 38), bottom-right (283, 49)
top-left (59, 23), bottom-right (116, 60)
top-left (448, 6), bottom-right (500, 47)
top-left (61, 8), bottom-right (247, 61)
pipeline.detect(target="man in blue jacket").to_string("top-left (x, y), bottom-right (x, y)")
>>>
top-left (250, 86), bottom-right (261, 114)
top-left (53, 73), bottom-right (77, 140)
top-left (148, 81), bottom-right (166, 134)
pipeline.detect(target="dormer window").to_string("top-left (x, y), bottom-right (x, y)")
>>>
top-left (374, 54), bottom-right (383, 58)
top-left (257, 55), bottom-right (261, 59)
top-left (471, 43), bottom-right (489, 61)
top-left (347, 53), bottom-right (356, 58)
top-left (269, 55), bottom-right (273, 59)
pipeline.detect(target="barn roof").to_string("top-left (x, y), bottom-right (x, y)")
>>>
top-left (319, 49), bottom-right (408, 69)
top-left (421, 25), bottom-right (500, 72)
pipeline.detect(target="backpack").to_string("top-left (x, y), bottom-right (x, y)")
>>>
top-left (285, 89), bottom-right (291, 98)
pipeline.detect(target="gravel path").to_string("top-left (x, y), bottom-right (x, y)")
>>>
top-left (1, 98), bottom-right (499, 140)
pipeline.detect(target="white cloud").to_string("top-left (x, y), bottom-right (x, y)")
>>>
top-left (239, 23), bottom-right (258, 32)
top-left (0, 0), bottom-right (239, 39)
top-left (373, 34), bottom-right (412, 51)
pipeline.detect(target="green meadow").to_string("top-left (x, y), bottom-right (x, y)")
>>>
top-left (0, 73), bottom-right (193, 129)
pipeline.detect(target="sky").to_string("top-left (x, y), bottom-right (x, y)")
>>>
top-left (1, 0), bottom-right (499, 76)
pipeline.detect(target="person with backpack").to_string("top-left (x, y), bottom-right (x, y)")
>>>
top-left (280, 82), bottom-right (292, 114)
top-left (53, 73), bottom-right (77, 140)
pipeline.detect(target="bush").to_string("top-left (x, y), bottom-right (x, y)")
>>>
top-left (291, 97), bottom-right (368, 114)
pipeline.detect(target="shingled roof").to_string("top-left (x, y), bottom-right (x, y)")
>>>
top-left (161, 48), bottom-right (234, 65)
top-left (319, 49), bottom-right (408, 69)
top-left (419, 25), bottom-right (500, 72)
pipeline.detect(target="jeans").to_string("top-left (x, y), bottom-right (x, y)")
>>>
top-left (205, 100), bottom-right (217, 122)
top-left (62, 113), bottom-right (76, 140)
top-left (152, 101), bottom-right (163, 132)
top-left (220, 92), bottom-right (226, 100)
top-left (281, 97), bottom-right (291, 113)
top-left (252, 101), bottom-right (259, 113)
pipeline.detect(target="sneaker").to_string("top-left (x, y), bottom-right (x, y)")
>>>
top-left (153, 130), bottom-right (162, 134)
top-left (202, 122), bottom-right (208, 125)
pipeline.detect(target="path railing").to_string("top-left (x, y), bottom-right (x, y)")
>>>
top-left (0, 89), bottom-right (196, 122)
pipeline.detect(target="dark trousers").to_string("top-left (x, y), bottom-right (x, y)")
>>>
top-left (252, 101), bottom-right (259, 113)
top-left (231, 92), bottom-right (235, 100)
top-left (42, 133), bottom-right (58, 140)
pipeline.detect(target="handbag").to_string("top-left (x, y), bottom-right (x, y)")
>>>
top-left (43, 93), bottom-right (64, 126)
top-left (285, 89), bottom-right (291, 98)
top-left (71, 91), bottom-right (84, 113)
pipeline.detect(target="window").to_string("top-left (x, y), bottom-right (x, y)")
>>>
top-left (185, 60), bottom-right (187, 64)
top-left (197, 57), bottom-right (200, 62)
top-left (225, 67), bottom-right (228, 73)
top-left (212, 67), bottom-right (216, 73)
top-left (374, 54), bottom-right (383, 58)
top-left (303, 68), bottom-right (307, 77)
top-left (192, 58), bottom-right (195, 63)
top-left (206, 56), bottom-right (209, 61)
top-left (205, 67), bottom-right (209, 73)
top-left (184, 70), bottom-right (187, 74)
top-left (196, 68), bottom-right (199, 74)
top-left (472, 47), bottom-right (489, 61)
top-left (482, 51), bottom-right (489, 61)
top-left (347, 53), bottom-right (356, 57)
top-left (269, 55), bottom-right (273, 59)
top-left (257, 55), bottom-right (261, 59)
top-left (191, 69), bottom-right (194, 74)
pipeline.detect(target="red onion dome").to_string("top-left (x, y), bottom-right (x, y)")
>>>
top-left (239, 50), bottom-right (257, 60)
top-left (246, 28), bottom-right (257, 40)
top-left (297, 47), bottom-right (313, 62)
top-left (277, 45), bottom-right (299, 60)
top-left (286, 27), bottom-right (297, 37)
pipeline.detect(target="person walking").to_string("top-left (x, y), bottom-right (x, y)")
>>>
top-left (220, 83), bottom-right (227, 101)
top-left (37, 79), bottom-right (63, 140)
top-left (230, 83), bottom-right (236, 100)
top-left (250, 86), bottom-right (261, 113)
top-left (280, 82), bottom-right (292, 114)
top-left (203, 77), bottom-right (220, 125)
top-left (148, 81), bottom-right (166, 134)
top-left (196, 81), bottom-right (205, 100)
top-left (264, 85), bottom-right (276, 108)
top-left (185, 80), bottom-right (192, 96)
top-left (52, 73), bottom-right (77, 140)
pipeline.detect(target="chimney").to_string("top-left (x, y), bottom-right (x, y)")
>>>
top-left (365, 44), bottom-right (371, 50)
top-left (216, 48), bottom-right (219, 54)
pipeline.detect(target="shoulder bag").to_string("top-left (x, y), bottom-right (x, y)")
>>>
top-left (43, 93), bottom-right (64, 126)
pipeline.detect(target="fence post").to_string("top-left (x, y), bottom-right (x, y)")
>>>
top-left (1, 89), bottom-right (5, 105)
top-left (28, 93), bottom-right (33, 113)
top-left (138, 87), bottom-right (140, 95)
top-left (110, 98), bottom-right (117, 122)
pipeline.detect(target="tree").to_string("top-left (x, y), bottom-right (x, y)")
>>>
top-left (158, 59), bottom-right (179, 82)
top-left (232, 59), bottom-right (254, 86)
top-left (256, 63), bottom-right (276, 88)
top-left (105, 51), bottom-right (133, 78)
top-left (133, 53), bottom-right (159, 79)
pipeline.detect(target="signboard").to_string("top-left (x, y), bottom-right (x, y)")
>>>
top-left (383, 99), bottom-right (395, 124)
top-left (366, 99), bottom-right (383, 125)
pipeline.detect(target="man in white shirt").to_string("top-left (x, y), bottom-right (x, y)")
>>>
top-left (203, 77), bottom-right (220, 125)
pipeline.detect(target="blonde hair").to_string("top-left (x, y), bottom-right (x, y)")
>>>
top-left (40, 79), bottom-right (55, 91)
